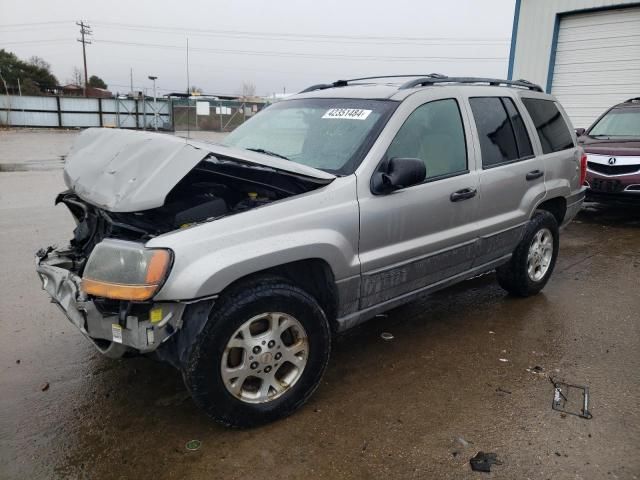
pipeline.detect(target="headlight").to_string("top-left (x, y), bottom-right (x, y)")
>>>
top-left (81, 239), bottom-right (172, 301)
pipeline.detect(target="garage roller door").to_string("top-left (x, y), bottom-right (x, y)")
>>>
top-left (551, 6), bottom-right (640, 129)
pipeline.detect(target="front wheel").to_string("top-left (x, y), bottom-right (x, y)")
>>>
top-left (496, 211), bottom-right (559, 297)
top-left (182, 276), bottom-right (331, 428)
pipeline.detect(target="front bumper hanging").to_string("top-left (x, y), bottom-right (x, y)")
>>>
top-left (35, 247), bottom-right (186, 358)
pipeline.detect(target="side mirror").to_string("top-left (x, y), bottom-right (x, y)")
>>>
top-left (575, 128), bottom-right (586, 137)
top-left (371, 157), bottom-right (426, 195)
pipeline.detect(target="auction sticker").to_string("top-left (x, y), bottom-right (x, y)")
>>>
top-left (322, 108), bottom-right (372, 120)
top-left (112, 324), bottom-right (123, 344)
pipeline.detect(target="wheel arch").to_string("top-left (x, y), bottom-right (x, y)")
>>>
top-left (219, 258), bottom-right (340, 330)
top-left (535, 196), bottom-right (567, 225)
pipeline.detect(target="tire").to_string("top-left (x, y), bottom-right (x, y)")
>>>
top-left (182, 275), bottom-right (331, 428)
top-left (496, 211), bottom-right (559, 297)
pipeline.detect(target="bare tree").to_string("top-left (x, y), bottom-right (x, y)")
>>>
top-left (28, 56), bottom-right (51, 71)
top-left (68, 67), bottom-right (83, 86)
top-left (242, 82), bottom-right (256, 97)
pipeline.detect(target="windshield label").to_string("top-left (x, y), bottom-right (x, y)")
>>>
top-left (322, 108), bottom-right (372, 120)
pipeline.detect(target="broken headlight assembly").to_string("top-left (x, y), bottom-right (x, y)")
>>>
top-left (81, 239), bottom-right (173, 301)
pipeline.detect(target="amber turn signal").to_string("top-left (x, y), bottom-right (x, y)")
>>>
top-left (81, 279), bottom-right (160, 301)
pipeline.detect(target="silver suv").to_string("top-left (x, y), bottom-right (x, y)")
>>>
top-left (36, 75), bottom-right (586, 427)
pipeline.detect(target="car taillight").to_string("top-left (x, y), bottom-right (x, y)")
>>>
top-left (580, 153), bottom-right (587, 186)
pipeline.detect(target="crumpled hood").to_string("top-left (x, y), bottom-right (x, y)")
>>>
top-left (63, 128), bottom-right (334, 212)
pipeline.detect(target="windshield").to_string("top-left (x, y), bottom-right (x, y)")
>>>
top-left (589, 108), bottom-right (640, 137)
top-left (222, 98), bottom-right (397, 175)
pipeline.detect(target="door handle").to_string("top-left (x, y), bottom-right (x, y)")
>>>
top-left (526, 170), bottom-right (544, 181)
top-left (450, 188), bottom-right (477, 202)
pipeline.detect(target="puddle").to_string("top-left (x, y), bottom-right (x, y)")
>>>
top-left (0, 156), bottom-right (65, 172)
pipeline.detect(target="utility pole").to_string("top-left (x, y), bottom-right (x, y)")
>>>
top-left (76, 21), bottom-right (92, 96)
top-left (148, 76), bottom-right (158, 130)
top-left (0, 69), bottom-right (10, 125)
top-left (130, 68), bottom-right (134, 97)
top-left (186, 37), bottom-right (190, 139)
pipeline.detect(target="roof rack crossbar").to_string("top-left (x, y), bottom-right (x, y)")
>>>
top-left (298, 74), bottom-right (447, 93)
top-left (340, 73), bottom-right (447, 83)
top-left (399, 76), bottom-right (543, 92)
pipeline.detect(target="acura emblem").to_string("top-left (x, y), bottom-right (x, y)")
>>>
top-left (608, 157), bottom-right (617, 165)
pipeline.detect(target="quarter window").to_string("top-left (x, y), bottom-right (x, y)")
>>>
top-left (469, 97), bottom-right (533, 168)
top-left (386, 99), bottom-right (467, 180)
top-left (521, 98), bottom-right (574, 153)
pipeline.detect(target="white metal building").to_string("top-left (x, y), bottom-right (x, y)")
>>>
top-left (508, 0), bottom-right (640, 128)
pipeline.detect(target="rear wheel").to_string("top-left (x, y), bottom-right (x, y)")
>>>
top-left (182, 276), bottom-right (331, 427)
top-left (496, 211), bottom-right (559, 297)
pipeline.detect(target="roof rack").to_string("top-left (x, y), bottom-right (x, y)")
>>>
top-left (298, 74), bottom-right (447, 93)
top-left (298, 74), bottom-right (543, 94)
top-left (398, 76), bottom-right (543, 92)
top-left (625, 97), bottom-right (640, 103)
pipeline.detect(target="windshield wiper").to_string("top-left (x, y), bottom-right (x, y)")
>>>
top-left (246, 147), bottom-right (290, 161)
top-left (590, 135), bottom-right (640, 142)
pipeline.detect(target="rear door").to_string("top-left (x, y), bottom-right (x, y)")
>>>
top-left (519, 96), bottom-right (580, 201)
top-left (467, 94), bottom-right (546, 267)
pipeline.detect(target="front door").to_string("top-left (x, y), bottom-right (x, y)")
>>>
top-left (356, 93), bottom-right (481, 310)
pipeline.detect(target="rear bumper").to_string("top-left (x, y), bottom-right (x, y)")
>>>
top-left (562, 188), bottom-right (586, 227)
top-left (35, 248), bottom-right (186, 357)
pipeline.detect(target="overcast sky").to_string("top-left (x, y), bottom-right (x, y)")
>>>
top-left (0, 0), bottom-right (515, 97)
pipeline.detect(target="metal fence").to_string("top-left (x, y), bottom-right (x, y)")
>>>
top-left (172, 98), bottom-right (267, 132)
top-left (0, 94), bottom-right (172, 130)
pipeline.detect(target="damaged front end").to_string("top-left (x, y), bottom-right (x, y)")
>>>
top-left (36, 245), bottom-right (186, 358)
top-left (36, 128), bottom-right (333, 360)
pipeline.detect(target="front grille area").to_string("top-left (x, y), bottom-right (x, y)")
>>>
top-left (587, 162), bottom-right (640, 176)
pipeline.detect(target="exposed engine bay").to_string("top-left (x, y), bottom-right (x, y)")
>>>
top-left (58, 153), bottom-right (328, 275)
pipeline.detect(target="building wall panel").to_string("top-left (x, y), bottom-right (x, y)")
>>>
top-left (0, 95), bottom-right (172, 129)
top-left (60, 97), bottom-right (99, 112)
top-left (6, 111), bottom-right (59, 127)
top-left (511, 0), bottom-right (639, 87)
top-left (551, 5), bottom-right (640, 126)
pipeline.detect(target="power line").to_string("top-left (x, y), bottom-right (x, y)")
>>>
top-left (90, 21), bottom-right (509, 47)
top-left (93, 39), bottom-right (507, 62)
top-left (0, 20), bottom-right (509, 44)
top-left (91, 20), bottom-right (509, 42)
top-left (0, 39), bottom-right (73, 45)
top-left (0, 20), bottom-right (73, 29)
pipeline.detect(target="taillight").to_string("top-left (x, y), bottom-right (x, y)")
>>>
top-left (579, 152), bottom-right (587, 186)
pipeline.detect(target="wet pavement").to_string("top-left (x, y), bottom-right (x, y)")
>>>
top-left (1, 134), bottom-right (639, 479)
top-left (0, 129), bottom-right (228, 171)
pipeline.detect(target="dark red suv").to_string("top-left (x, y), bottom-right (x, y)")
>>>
top-left (577, 97), bottom-right (640, 203)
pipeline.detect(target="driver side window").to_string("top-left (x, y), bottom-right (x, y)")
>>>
top-left (386, 99), bottom-right (468, 180)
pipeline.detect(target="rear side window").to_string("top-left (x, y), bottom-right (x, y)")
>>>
top-left (521, 98), bottom-right (574, 153)
top-left (503, 98), bottom-right (533, 158)
top-left (386, 98), bottom-right (467, 180)
top-left (469, 97), bottom-right (533, 168)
